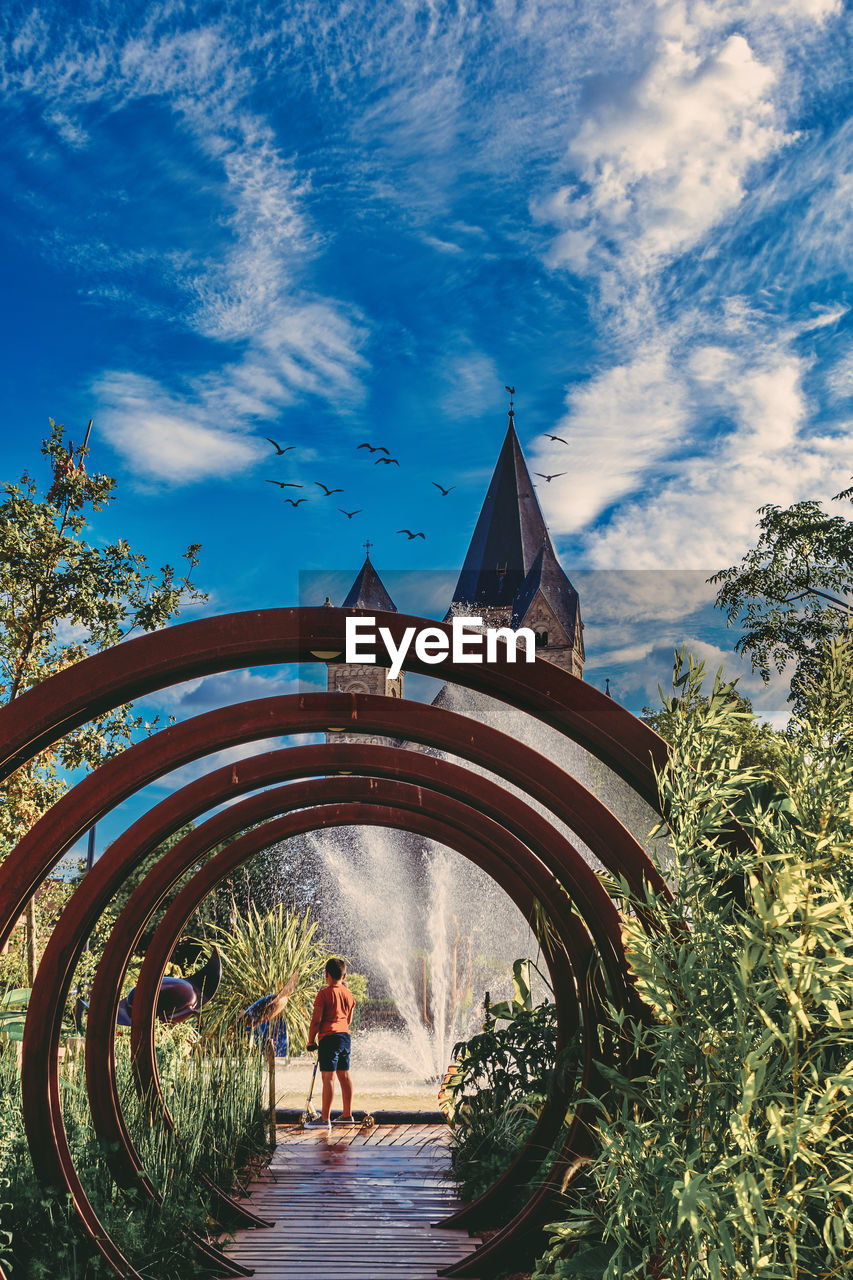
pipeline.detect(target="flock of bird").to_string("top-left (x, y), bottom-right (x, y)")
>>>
top-left (262, 436), bottom-right (454, 541)
top-left (262, 410), bottom-right (570, 544)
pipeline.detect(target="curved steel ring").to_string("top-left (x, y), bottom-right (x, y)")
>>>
top-left (22, 685), bottom-right (656, 1197)
top-left (25, 698), bottom-right (652, 1231)
top-left (87, 749), bottom-right (616, 1205)
top-left (128, 784), bottom-right (600, 1280)
top-left (49, 778), bottom-right (596, 1280)
top-left (0, 609), bottom-right (667, 809)
top-left (9, 689), bottom-right (664, 987)
top-left (38, 738), bottom-right (626, 1274)
top-left (0, 605), bottom-right (673, 1279)
top-left (19, 692), bottom-right (657, 1278)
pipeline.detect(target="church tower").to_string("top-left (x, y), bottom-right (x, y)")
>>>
top-left (326, 544), bottom-right (403, 744)
top-left (448, 399), bottom-right (584, 677)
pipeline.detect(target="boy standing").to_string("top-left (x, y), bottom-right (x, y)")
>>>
top-left (306, 957), bottom-right (356, 1128)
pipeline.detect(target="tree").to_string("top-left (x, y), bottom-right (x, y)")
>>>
top-left (710, 483), bottom-right (853, 712)
top-left (643, 677), bottom-right (786, 777)
top-left (0, 421), bottom-right (205, 982)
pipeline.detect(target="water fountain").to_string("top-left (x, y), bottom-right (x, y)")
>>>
top-left (314, 825), bottom-right (539, 1084)
top-left (272, 681), bottom-right (663, 1111)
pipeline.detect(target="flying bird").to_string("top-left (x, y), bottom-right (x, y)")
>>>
top-left (266, 438), bottom-right (295, 455)
top-left (432, 482), bottom-right (455, 496)
top-left (375, 456), bottom-right (400, 466)
top-left (357, 442), bottom-right (390, 454)
top-left (535, 472), bottom-right (567, 483)
top-left (545, 435), bottom-right (569, 445)
top-left (265, 479), bottom-right (303, 489)
top-left (339, 508), bottom-right (362, 519)
top-left (397, 529), bottom-right (425, 540)
top-left (315, 482), bottom-right (344, 496)
top-left (285, 497), bottom-right (308, 506)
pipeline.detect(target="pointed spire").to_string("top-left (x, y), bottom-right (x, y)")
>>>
top-left (342, 551), bottom-right (397, 612)
top-left (450, 398), bottom-right (554, 611)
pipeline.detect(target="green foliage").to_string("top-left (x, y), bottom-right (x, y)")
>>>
top-left (0, 422), bottom-right (204, 819)
top-left (0, 1026), bottom-right (266, 1278)
top-left (446, 959), bottom-right (565, 1202)
top-left (711, 486), bottom-right (853, 713)
top-left (535, 644), bottom-right (853, 1280)
top-left (198, 904), bottom-right (327, 1050)
top-left (0, 421), bottom-right (204, 986)
top-left (643, 685), bottom-right (787, 777)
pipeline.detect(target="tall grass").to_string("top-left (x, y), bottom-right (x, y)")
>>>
top-left (0, 1022), bottom-right (267, 1279)
top-left (535, 645), bottom-right (853, 1280)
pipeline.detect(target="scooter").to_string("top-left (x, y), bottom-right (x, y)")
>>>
top-left (299, 1055), bottom-right (320, 1126)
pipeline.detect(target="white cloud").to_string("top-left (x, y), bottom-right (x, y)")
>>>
top-left (523, 0), bottom-right (847, 577)
top-left (94, 372), bottom-right (265, 484)
top-left (160, 667), bottom-right (312, 717)
top-left (826, 348), bottom-right (853, 402)
top-left (534, 0), bottom-right (840, 300)
top-left (441, 351), bottom-right (503, 419)
top-left (535, 285), bottom-right (853, 568)
top-left (0, 11), bottom-right (370, 485)
top-left (575, 570), bottom-right (716, 628)
top-left (541, 27), bottom-right (790, 286)
top-left (532, 345), bottom-right (689, 528)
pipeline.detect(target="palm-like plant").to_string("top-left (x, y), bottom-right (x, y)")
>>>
top-left (196, 904), bottom-right (327, 1051)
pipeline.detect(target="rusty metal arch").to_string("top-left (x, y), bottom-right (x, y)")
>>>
top-left (0, 606), bottom-right (667, 829)
top-left (31, 742), bottom-right (629, 1276)
top-left (86, 749), bottom-right (617, 1192)
top-left (0, 608), bottom-right (673, 1278)
top-left (22, 696), bottom-right (653, 1200)
top-left (37, 780), bottom-right (597, 1280)
top-left (129, 784), bottom-right (599, 1279)
top-left (1, 687), bottom-right (666, 970)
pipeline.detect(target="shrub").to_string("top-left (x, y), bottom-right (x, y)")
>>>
top-left (0, 1023), bottom-right (267, 1277)
top-left (535, 643), bottom-right (853, 1280)
top-left (197, 904), bottom-right (327, 1051)
top-left (446, 960), bottom-right (568, 1203)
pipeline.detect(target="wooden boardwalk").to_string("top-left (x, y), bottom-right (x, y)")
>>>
top-left (224, 1122), bottom-right (480, 1279)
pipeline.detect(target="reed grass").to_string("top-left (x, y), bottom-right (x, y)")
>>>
top-left (0, 1020), bottom-right (267, 1278)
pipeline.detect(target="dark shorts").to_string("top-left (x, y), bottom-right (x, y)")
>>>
top-left (318, 1032), bottom-right (351, 1072)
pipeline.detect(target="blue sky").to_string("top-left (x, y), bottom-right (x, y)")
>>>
top-left (1, 1), bottom-right (852, 848)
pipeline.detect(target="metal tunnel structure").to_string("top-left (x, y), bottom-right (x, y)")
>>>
top-left (0, 606), bottom-right (673, 1279)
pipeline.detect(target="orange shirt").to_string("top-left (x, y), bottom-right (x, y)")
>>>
top-left (313, 983), bottom-right (356, 1038)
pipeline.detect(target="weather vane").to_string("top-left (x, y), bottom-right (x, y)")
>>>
top-left (363, 539), bottom-right (373, 559)
top-left (505, 384), bottom-right (516, 424)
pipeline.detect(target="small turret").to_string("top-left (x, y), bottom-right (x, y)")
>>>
top-left (326, 542), bottom-right (403, 744)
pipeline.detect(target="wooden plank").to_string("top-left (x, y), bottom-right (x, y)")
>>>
top-left (223, 1124), bottom-right (480, 1279)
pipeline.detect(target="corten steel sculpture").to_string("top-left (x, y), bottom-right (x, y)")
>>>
top-left (0, 608), bottom-right (670, 1279)
top-left (91, 765), bottom-right (613, 1192)
top-left (28, 734), bottom-right (640, 1277)
top-left (69, 714), bottom-right (655, 1270)
top-left (19, 695), bottom-right (657, 1277)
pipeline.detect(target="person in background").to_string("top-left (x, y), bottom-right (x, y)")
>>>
top-left (242, 969), bottom-right (301, 1055)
